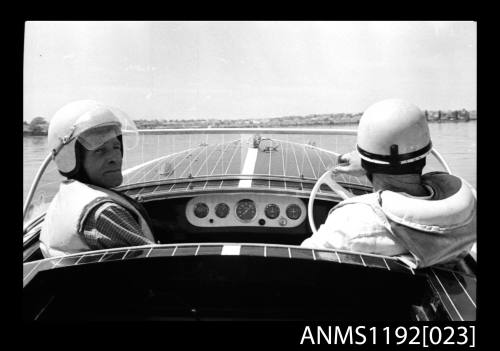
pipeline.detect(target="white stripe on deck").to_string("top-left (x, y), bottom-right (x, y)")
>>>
top-left (238, 148), bottom-right (258, 188)
top-left (221, 245), bottom-right (241, 256)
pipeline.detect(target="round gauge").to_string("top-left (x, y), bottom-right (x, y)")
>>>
top-left (193, 202), bottom-right (209, 218)
top-left (235, 199), bottom-right (257, 221)
top-left (264, 203), bottom-right (280, 219)
top-left (215, 203), bottom-right (230, 218)
top-left (286, 204), bottom-right (302, 220)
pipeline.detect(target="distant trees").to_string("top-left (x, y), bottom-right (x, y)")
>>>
top-left (27, 117), bottom-right (49, 134)
top-left (130, 109), bottom-right (474, 130)
top-left (425, 110), bottom-right (471, 122)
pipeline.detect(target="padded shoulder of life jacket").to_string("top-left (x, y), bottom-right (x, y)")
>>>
top-left (379, 172), bottom-right (476, 233)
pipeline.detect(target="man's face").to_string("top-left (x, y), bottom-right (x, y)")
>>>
top-left (82, 137), bottom-right (123, 188)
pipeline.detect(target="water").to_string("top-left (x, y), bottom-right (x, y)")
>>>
top-left (23, 121), bottom-right (477, 207)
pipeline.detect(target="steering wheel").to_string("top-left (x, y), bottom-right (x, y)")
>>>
top-left (308, 170), bottom-right (355, 235)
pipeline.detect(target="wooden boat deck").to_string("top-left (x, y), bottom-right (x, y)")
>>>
top-left (23, 243), bottom-right (476, 321)
top-left (121, 137), bottom-right (370, 196)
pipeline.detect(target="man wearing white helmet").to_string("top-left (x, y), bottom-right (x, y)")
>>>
top-left (39, 100), bottom-right (156, 258)
top-left (301, 99), bottom-right (476, 268)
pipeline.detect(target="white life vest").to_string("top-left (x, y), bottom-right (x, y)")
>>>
top-left (40, 180), bottom-right (155, 258)
top-left (333, 172), bottom-right (476, 268)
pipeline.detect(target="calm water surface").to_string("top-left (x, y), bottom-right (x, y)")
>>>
top-left (23, 121), bottom-right (477, 209)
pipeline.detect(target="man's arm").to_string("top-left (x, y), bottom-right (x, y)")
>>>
top-left (82, 202), bottom-right (155, 250)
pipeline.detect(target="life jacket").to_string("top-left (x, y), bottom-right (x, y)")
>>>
top-left (40, 180), bottom-right (155, 258)
top-left (332, 172), bottom-right (476, 268)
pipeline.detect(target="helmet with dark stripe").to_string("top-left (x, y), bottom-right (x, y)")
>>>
top-left (356, 99), bottom-right (431, 174)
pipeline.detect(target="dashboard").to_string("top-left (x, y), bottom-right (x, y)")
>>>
top-left (185, 193), bottom-right (306, 228)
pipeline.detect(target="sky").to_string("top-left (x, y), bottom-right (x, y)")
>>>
top-left (23, 21), bottom-right (476, 122)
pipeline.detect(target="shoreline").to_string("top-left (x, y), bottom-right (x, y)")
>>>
top-left (23, 119), bottom-right (477, 136)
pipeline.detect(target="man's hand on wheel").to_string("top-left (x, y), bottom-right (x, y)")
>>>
top-left (332, 150), bottom-right (366, 177)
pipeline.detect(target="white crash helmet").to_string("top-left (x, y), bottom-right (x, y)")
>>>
top-left (356, 99), bottom-right (432, 171)
top-left (47, 100), bottom-right (138, 174)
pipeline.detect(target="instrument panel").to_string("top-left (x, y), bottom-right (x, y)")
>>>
top-left (185, 193), bottom-right (306, 228)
